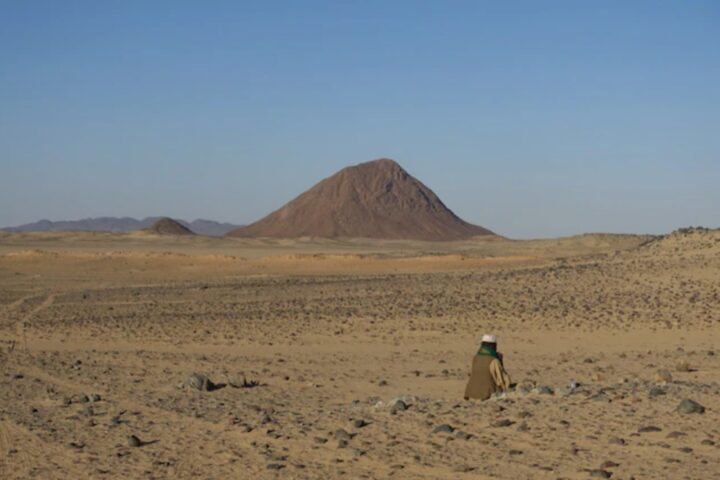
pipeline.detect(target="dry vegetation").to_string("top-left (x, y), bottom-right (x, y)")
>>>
top-left (0, 229), bottom-right (718, 479)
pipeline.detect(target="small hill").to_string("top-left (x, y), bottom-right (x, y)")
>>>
top-left (228, 158), bottom-right (494, 241)
top-left (638, 227), bottom-right (720, 253)
top-left (145, 218), bottom-right (195, 236)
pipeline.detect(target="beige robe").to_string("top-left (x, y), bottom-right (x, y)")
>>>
top-left (464, 354), bottom-right (511, 400)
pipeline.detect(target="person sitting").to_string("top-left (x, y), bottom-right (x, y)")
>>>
top-left (464, 334), bottom-right (511, 400)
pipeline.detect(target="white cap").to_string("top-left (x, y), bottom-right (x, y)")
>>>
top-left (482, 334), bottom-right (497, 343)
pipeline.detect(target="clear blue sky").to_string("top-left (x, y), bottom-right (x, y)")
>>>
top-left (1, 1), bottom-right (718, 238)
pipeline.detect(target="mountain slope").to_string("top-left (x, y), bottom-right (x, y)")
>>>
top-left (227, 158), bottom-right (494, 241)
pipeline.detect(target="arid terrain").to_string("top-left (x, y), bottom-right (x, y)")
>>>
top-left (0, 228), bottom-right (718, 479)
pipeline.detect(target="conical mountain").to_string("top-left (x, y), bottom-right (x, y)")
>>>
top-left (145, 217), bottom-right (195, 235)
top-left (227, 159), bottom-right (494, 241)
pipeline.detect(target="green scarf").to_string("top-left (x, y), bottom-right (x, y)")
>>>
top-left (477, 344), bottom-right (502, 365)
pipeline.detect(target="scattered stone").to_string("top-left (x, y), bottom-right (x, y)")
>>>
top-left (89, 394), bottom-right (101, 402)
top-left (353, 419), bottom-right (369, 429)
top-left (558, 380), bottom-right (580, 396)
top-left (389, 399), bottom-right (408, 413)
top-left (676, 399), bottom-right (705, 414)
top-left (608, 436), bottom-right (626, 445)
top-left (648, 386), bottom-right (666, 398)
top-left (533, 386), bottom-right (554, 395)
top-left (128, 435), bottom-right (142, 447)
top-left (655, 369), bottom-right (673, 383)
top-left (701, 439), bottom-right (715, 446)
top-left (638, 426), bottom-right (662, 433)
top-left (333, 429), bottom-right (352, 441)
top-left (314, 437), bottom-right (328, 444)
top-left (492, 419), bottom-right (514, 428)
top-left (666, 431), bottom-right (686, 439)
top-left (266, 463), bottom-right (285, 470)
top-left (69, 441), bottom-right (85, 449)
top-left (600, 460), bottom-right (620, 468)
top-left (589, 469), bottom-right (612, 478)
top-left (675, 361), bottom-right (692, 373)
top-left (432, 424), bottom-right (455, 434)
top-left (185, 373), bottom-right (215, 391)
top-left (337, 439), bottom-right (348, 448)
top-left (455, 431), bottom-right (473, 440)
top-left (378, 380), bottom-right (388, 387)
top-left (678, 447), bottom-right (693, 453)
top-left (509, 449), bottom-right (523, 455)
top-left (516, 422), bottom-right (530, 432)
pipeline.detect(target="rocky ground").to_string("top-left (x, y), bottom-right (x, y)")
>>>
top-left (0, 228), bottom-right (718, 479)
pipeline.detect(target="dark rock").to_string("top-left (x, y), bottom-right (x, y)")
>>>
top-left (353, 419), bottom-right (369, 429)
top-left (516, 422), bottom-right (530, 432)
top-left (266, 463), bottom-right (285, 470)
top-left (638, 426), bottom-right (662, 433)
top-left (676, 399), bottom-right (705, 414)
top-left (128, 435), bottom-right (142, 447)
top-left (600, 460), bottom-right (620, 468)
top-left (589, 469), bottom-right (612, 478)
top-left (509, 449), bottom-right (523, 455)
top-left (701, 439), bottom-right (715, 446)
top-left (185, 373), bottom-right (215, 391)
top-left (333, 429), bottom-right (352, 441)
top-left (455, 431), bottom-right (473, 440)
top-left (648, 387), bottom-right (666, 398)
top-left (432, 424), bottom-right (454, 434)
top-left (389, 399), bottom-right (408, 413)
top-left (492, 419), bottom-right (515, 428)
top-left (533, 386), bottom-right (554, 395)
top-left (73, 394), bottom-right (90, 403)
top-left (608, 436), bottom-right (626, 445)
top-left (89, 394), bottom-right (101, 402)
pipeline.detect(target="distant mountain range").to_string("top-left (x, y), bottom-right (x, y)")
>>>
top-left (2, 217), bottom-right (242, 236)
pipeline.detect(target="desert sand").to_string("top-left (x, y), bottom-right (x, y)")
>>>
top-left (0, 228), bottom-right (718, 479)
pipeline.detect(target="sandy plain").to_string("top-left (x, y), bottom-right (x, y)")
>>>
top-left (0, 228), bottom-right (718, 479)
